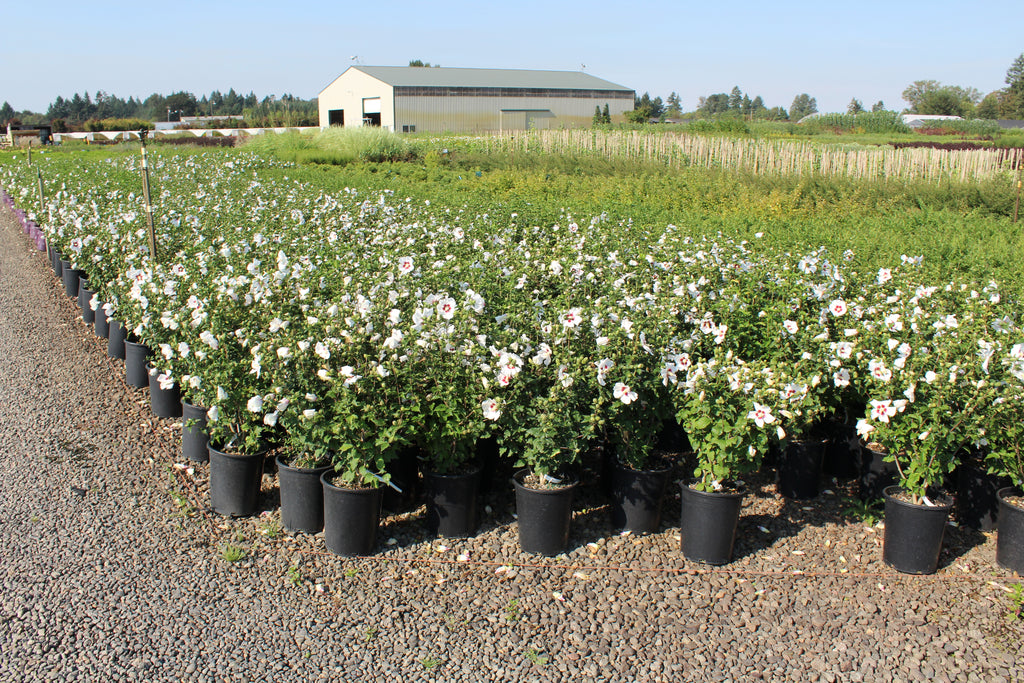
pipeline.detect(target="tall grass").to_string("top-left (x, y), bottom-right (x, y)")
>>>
top-left (242, 127), bottom-right (421, 164)
top-left (473, 129), bottom-right (1022, 183)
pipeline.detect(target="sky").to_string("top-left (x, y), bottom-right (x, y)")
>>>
top-left (3, 0), bottom-right (1022, 116)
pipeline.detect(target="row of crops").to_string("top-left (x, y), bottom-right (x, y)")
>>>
top-left (1, 148), bottom-right (1022, 501)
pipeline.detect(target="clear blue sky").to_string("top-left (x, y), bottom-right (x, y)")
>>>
top-left (3, 0), bottom-right (1022, 115)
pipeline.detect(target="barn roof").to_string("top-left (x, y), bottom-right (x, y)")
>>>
top-left (343, 66), bottom-right (632, 92)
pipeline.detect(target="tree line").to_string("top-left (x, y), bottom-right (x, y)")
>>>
top-left (0, 89), bottom-right (319, 131)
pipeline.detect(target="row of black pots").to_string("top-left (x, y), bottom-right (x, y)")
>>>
top-left (38, 240), bottom-right (1024, 571)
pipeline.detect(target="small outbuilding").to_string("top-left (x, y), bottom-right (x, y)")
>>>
top-left (317, 66), bottom-right (635, 133)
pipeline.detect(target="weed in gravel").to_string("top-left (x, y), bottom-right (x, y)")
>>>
top-left (258, 516), bottom-right (282, 539)
top-left (169, 491), bottom-right (195, 516)
top-left (504, 598), bottom-right (521, 622)
top-left (286, 566), bottom-right (302, 587)
top-left (525, 648), bottom-right (549, 666)
top-left (843, 497), bottom-right (884, 526)
top-left (443, 614), bottom-right (469, 630)
top-left (344, 566), bottom-right (361, 578)
top-left (419, 655), bottom-right (442, 670)
top-left (363, 626), bottom-right (378, 642)
top-left (1009, 583), bottom-right (1024, 622)
top-left (29, 514), bottom-right (40, 523)
top-left (220, 543), bottom-right (247, 562)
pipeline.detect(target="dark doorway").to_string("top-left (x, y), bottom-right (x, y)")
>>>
top-left (328, 109), bottom-right (344, 126)
top-left (362, 113), bottom-right (381, 127)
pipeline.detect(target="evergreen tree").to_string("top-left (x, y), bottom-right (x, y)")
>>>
top-left (593, 105), bottom-right (603, 126)
top-left (789, 93), bottom-right (818, 121)
top-left (665, 92), bottom-right (682, 119)
top-left (872, 100), bottom-right (885, 112)
top-left (728, 86), bottom-right (743, 111)
top-left (1005, 52), bottom-right (1024, 118)
top-left (602, 103), bottom-right (611, 123)
top-left (847, 98), bottom-right (864, 115)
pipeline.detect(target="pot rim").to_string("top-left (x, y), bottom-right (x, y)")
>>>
top-left (680, 481), bottom-right (746, 498)
top-left (320, 470), bottom-right (382, 493)
top-left (276, 454), bottom-right (333, 474)
top-left (997, 486), bottom-right (1024, 510)
top-left (511, 467), bottom-right (578, 493)
top-left (882, 485), bottom-right (953, 511)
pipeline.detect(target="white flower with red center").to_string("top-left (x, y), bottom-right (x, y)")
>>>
top-left (397, 256), bottom-right (414, 274)
top-left (561, 308), bottom-right (583, 329)
top-left (595, 358), bottom-right (614, 386)
top-left (783, 320), bottom-right (799, 335)
top-left (437, 297), bottom-right (457, 320)
top-left (877, 268), bottom-right (892, 284)
top-left (833, 368), bottom-right (851, 387)
top-left (747, 403), bottom-right (775, 428)
top-left (481, 399), bottom-right (501, 421)
top-left (557, 365), bottom-right (573, 388)
top-left (700, 318), bottom-right (716, 335)
top-left (661, 365), bottom-right (677, 386)
top-left (869, 399), bottom-right (897, 423)
top-left (829, 300), bottom-right (848, 316)
top-left (613, 382), bottom-right (638, 405)
top-left (835, 341), bottom-right (854, 359)
top-left (868, 359), bottom-right (892, 382)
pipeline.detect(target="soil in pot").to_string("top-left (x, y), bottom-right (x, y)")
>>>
top-left (322, 472), bottom-right (382, 556)
top-left (996, 488), bottom-right (1024, 574)
top-left (208, 444), bottom-right (266, 517)
top-left (680, 482), bottom-right (745, 565)
top-left (423, 463), bottom-right (482, 538)
top-left (610, 457), bottom-right (673, 533)
top-left (882, 486), bottom-right (953, 575)
top-left (512, 469), bottom-right (578, 556)
top-left (277, 456), bottom-right (333, 534)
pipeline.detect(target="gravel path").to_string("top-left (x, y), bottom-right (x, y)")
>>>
top-left (0, 203), bottom-right (1021, 683)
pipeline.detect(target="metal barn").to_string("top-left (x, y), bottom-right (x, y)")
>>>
top-left (317, 66), bottom-right (635, 133)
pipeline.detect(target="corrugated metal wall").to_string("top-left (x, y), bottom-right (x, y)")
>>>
top-left (394, 95), bottom-right (633, 133)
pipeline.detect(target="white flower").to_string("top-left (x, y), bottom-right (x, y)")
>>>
top-left (877, 268), bottom-right (892, 284)
top-left (869, 399), bottom-right (897, 423)
top-left (855, 418), bottom-right (874, 439)
top-left (315, 341), bottom-right (331, 360)
top-left (437, 297), bottom-right (457, 320)
top-left (833, 368), bottom-right (851, 388)
top-left (206, 405), bottom-right (220, 422)
top-left (835, 341), bottom-right (854, 359)
top-left (269, 317), bottom-right (288, 333)
top-left (302, 409), bottom-right (317, 419)
top-left (557, 365), bottom-right (574, 388)
top-left (747, 403), bottom-right (775, 428)
top-left (613, 382), bottom-right (638, 405)
top-left (199, 330), bottom-right (219, 349)
top-left (561, 308), bottom-right (583, 329)
top-left (829, 300), bottom-right (848, 317)
top-left (247, 395), bottom-right (264, 412)
top-left (783, 320), bottom-right (799, 334)
top-left (277, 346), bottom-right (291, 359)
top-left (481, 398), bottom-right (501, 421)
top-left (217, 386), bottom-right (228, 401)
top-left (397, 256), bottom-right (414, 274)
top-left (263, 411), bottom-right (279, 427)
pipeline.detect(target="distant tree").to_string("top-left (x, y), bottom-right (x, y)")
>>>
top-left (699, 93), bottom-right (731, 116)
top-left (789, 93), bottom-right (817, 121)
top-left (741, 94), bottom-right (752, 116)
top-left (847, 98), bottom-right (864, 115)
top-left (593, 105), bottom-right (603, 126)
top-left (871, 100), bottom-right (886, 112)
top-left (665, 91), bottom-right (682, 119)
top-left (0, 101), bottom-right (14, 127)
top-left (1005, 52), bottom-right (1024, 118)
top-left (765, 106), bottom-right (789, 121)
top-left (975, 92), bottom-right (1001, 119)
top-left (630, 92), bottom-right (664, 122)
top-left (728, 86), bottom-right (743, 111)
top-left (409, 59), bottom-right (430, 67)
top-left (602, 103), bottom-right (611, 123)
top-left (902, 80), bottom-right (981, 117)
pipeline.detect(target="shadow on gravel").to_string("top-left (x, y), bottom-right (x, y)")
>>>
top-left (732, 513), bottom-right (799, 560)
top-left (937, 526), bottom-right (989, 569)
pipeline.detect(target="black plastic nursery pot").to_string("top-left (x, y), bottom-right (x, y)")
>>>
top-left (78, 279), bottom-right (95, 325)
top-left (956, 460), bottom-right (1011, 531)
top-left (424, 464), bottom-right (482, 538)
top-left (996, 487), bottom-right (1024, 574)
top-left (93, 299), bottom-right (109, 339)
top-left (512, 469), bottom-right (578, 556)
top-left (276, 457), bottom-right (333, 534)
top-left (882, 486), bottom-right (953, 575)
top-left (60, 261), bottom-right (85, 299)
top-left (147, 368), bottom-right (183, 418)
top-left (610, 460), bottom-right (673, 533)
top-left (859, 446), bottom-right (898, 501)
top-left (322, 473), bottom-right (383, 556)
top-left (777, 439), bottom-right (826, 500)
top-left (381, 446), bottom-right (420, 513)
top-left (181, 401), bottom-right (210, 463)
top-left (822, 422), bottom-right (861, 480)
top-left (107, 319), bottom-right (127, 360)
top-left (208, 444), bottom-right (266, 517)
top-left (680, 484), bottom-right (745, 565)
top-left (123, 339), bottom-right (153, 389)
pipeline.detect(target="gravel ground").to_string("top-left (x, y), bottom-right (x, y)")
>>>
top-left (0, 203), bottom-right (1021, 683)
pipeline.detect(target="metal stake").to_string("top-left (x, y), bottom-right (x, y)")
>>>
top-left (139, 130), bottom-right (158, 261)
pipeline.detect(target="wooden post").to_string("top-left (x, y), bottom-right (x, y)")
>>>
top-left (1014, 175), bottom-right (1021, 224)
top-left (139, 130), bottom-right (158, 261)
top-left (36, 168), bottom-right (44, 213)
top-left (27, 139), bottom-right (32, 165)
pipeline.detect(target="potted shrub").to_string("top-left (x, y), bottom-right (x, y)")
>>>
top-left (984, 340), bottom-right (1024, 573)
top-left (673, 352), bottom-right (775, 565)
